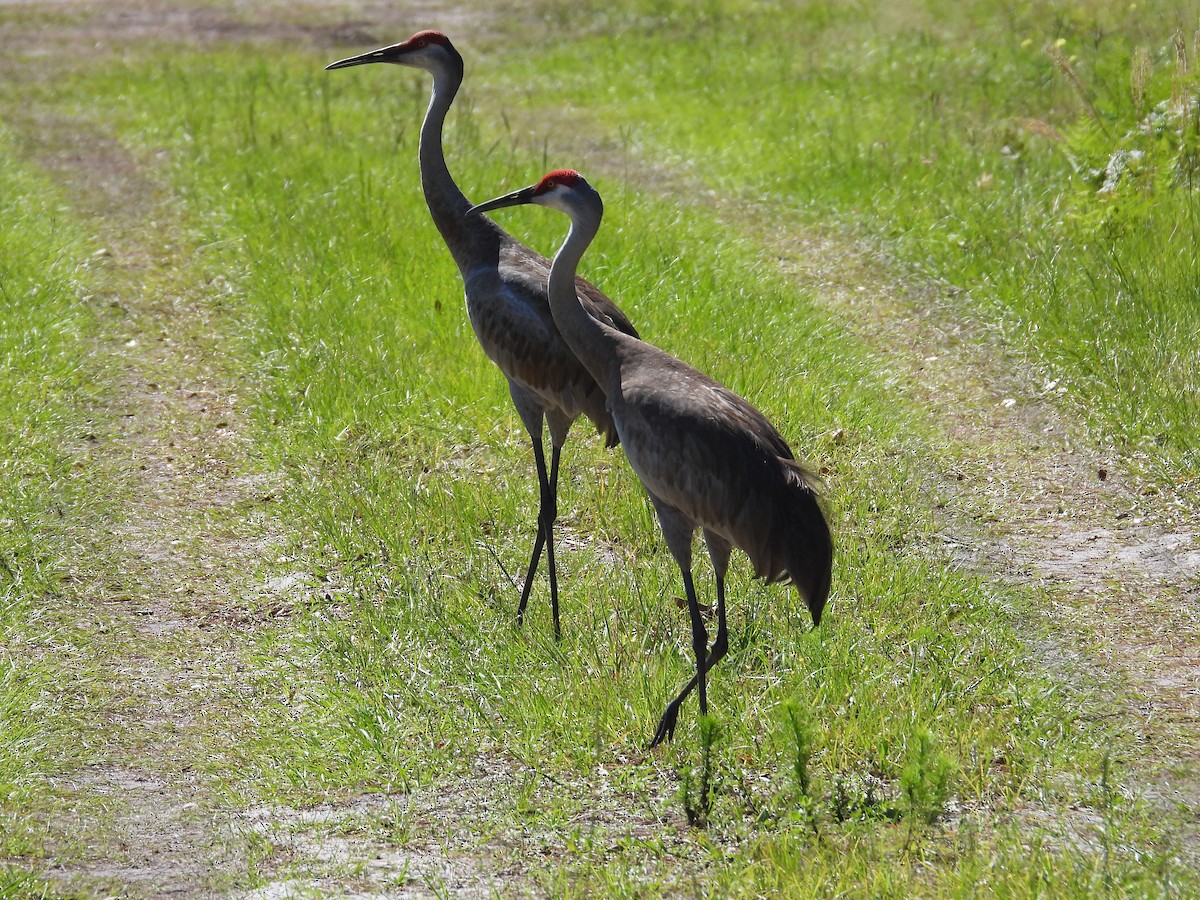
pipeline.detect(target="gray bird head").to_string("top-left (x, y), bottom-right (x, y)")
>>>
top-left (468, 170), bottom-right (603, 221)
top-left (326, 30), bottom-right (462, 75)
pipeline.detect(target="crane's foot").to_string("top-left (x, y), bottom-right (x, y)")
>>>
top-left (648, 701), bottom-right (682, 749)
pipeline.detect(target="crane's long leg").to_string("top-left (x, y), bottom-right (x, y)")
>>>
top-left (649, 535), bottom-right (732, 748)
top-left (516, 524), bottom-right (545, 625)
top-left (544, 445), bottom-right (562, 639)
top-left (650, 567), bottom-right (719, 747)
top-left (517, 437), bottom-right (562, 640)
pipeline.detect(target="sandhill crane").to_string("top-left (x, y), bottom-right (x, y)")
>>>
top-left (469, 170), bottom-right (833, 746)
top-left (326, 33), bottom-right (639, 640)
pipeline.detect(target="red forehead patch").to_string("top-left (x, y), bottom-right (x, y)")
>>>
top-left (405, 30), bottom-right (450, 48)
top-left (536, 169), bottom-right (581, 193)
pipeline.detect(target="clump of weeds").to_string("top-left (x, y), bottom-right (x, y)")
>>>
top-left (679, 715), bottom-right (723, 829)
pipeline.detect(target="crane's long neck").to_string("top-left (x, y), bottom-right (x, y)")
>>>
top-left (420, 62), bottom-right (500, 273)
top-left (546, 204), bottom-right (623, 392)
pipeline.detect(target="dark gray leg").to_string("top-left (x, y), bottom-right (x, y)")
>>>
top-left (517, 438), bottom-right (561, 640)
top-left (649, 535), bottom-right (732, 748)
top-left (650, 567), bottom-right (710, 747)
top-left (544, 445), bottom-right (561, 640)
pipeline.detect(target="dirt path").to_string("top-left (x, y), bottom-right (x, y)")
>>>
top-left (8, 94), bottom-right (283, 894)
top-left (2, 0), bottom-right (1198, 893)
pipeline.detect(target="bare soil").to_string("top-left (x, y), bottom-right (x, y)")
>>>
top-left (2, 0), bottom-right (1198, 894)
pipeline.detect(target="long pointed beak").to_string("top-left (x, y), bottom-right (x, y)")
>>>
top-left (326, 43), bottom-right (404, 70)
top-left (467, 184), bottom-right (538, 216)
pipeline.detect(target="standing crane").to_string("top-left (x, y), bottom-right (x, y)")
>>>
top-left (326, 33), bottom-right (639, 640)
top-left (469, 170), bottom-right (833, 745)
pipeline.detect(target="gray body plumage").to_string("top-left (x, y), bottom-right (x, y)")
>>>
top-left (611, 346), bottom-right (831, 613)
top-left (462, 237), bottom-right (634, 449)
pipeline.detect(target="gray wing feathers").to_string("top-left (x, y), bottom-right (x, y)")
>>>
top-left (620, 364), bottom-right (831, 623)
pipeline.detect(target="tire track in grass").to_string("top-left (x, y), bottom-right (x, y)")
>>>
top-left (4, 3), bottom-right (553, 896)
top-left (10, 105), bottom-right (287, 893)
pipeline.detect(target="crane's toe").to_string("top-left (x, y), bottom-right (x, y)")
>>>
top-left (649, 702), bottom-right (682, 749)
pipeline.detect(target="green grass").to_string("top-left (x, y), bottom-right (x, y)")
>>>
top-left (501, 0), bottom-right (1200, 475)
top-left (42, 34), bottom-right (1192, 893)
top-left (1, 0), bottom-right (1196, 893)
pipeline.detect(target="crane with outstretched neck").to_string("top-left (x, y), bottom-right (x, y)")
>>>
top-left (469, 170), bottom-right (833, 745)
top-left (327, 33), bottom-right (639, 640)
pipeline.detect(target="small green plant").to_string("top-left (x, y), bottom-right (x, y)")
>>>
top-left (679, 715), bottom-right (722, 829)
top-left (1092, 750), bottom-right (1126, 893)
top-left (900, 726), bottom-right (957, 829)
top-left (829, 770), bottom-right (897, 824)
top-left (785, 699), bottom-right (817, 799)
top-left (0, 867), bottom-right (52, 899)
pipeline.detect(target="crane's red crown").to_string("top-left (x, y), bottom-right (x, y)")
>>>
top-left (403, 30), bottom-right (452, 50)
top-left (536, 169), bottom-right (582, 194)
